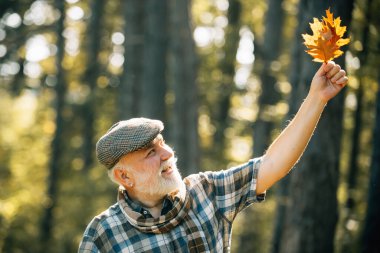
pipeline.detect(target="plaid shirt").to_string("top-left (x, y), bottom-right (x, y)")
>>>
top-left (79, 158), bottom-right (265, 253)
top-left (124, 191), bottom-right (174, 218)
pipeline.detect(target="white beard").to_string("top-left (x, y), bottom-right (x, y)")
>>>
top-left (138, 157), bottom-right (185, 198)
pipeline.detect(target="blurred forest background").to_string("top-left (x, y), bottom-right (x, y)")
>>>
top-left (0, 0), bottom-right (379, 252)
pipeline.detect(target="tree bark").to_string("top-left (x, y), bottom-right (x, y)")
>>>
top-left (82, 0), bottom-right (104, 171)
top-left (272, 5), bottom-right (304, 252)
top-left (212, 0), bottom-right (241, 159)
top-left (140, 0), bottom-right (168, 121)
top-left (253, 0), bottom-right (284, 157)
top-left (39, 0), bottom-right (66, 251)
top-left (345, 83), bottom-right (363, 208)
top-left (238, 1), bottom-right (284, 252)
top-left (168, 0), bottom-right (199, 176)
top-left (119, 0), bottom-right (144, 119)
top-left (278, 1), bottom-right (354, 253)
top-left (361, 3), bottom-right (380, 248)
top-left (361, 76), bottom-right (380, 253)
top-left (341, 0), bottom-right (371, 247)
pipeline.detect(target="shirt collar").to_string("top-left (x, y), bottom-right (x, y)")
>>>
top-left (123, 191), bottom-right (174, 218)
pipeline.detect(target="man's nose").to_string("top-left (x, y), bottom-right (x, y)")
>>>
top-left (160, 144), bottom-right (173, 161)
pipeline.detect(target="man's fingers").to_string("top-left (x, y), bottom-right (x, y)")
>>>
top-left (326, 64), bottom-right (341, 79)
top-left (336, 76), bottom-right (348, 86)
top-left (316, 61), bottom-right (348, 88)
top-left (323, 61), bottom-right (335, 73)
top-left (331, 69), bottom-right (346, 83)
top-left (315, 62), bottom-right (327, 77)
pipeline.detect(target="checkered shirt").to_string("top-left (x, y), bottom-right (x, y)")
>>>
top-left (78, 158), bottom-right (265, 253)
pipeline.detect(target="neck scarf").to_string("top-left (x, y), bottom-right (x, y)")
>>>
top-left (118, 181), bottom-right (207, 252)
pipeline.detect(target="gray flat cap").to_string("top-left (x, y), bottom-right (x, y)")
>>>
top-left (96, 118), bottom-right (164, 169)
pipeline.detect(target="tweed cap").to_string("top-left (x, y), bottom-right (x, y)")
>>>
top-left (96, 118), bottom-right (164, 169)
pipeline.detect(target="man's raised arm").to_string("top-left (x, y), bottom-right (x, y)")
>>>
top-left (256, 61), bottom-right (348, 194)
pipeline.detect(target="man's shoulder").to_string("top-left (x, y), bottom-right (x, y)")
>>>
top-left (184, 168), bottom-right (231, 187)
top-left (184, 171), bottom-right (222, 199)
top-left (185, 159), bottom-right (260, 183)
top-left (184, 172), bottom-right (212, 187)
top-left (183, 159), bottom-right (260, 193)
top-left (85, 203), bottom-right (124, 234)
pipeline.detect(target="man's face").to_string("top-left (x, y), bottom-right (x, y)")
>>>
top-left (122, 135), bottom-right (183, 197)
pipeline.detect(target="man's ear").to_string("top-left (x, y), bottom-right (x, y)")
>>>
top-left (113, 167), bottom-right (134, 188)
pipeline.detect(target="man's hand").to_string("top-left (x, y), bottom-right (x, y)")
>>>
top-left (310, 61), bottom-right (348, 103)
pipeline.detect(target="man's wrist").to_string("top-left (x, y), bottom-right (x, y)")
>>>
top-left (306, 91), bottom-right (328, 110)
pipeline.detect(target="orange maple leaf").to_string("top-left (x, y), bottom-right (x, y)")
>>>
top-left (302, 8), bottom-right (350, 62)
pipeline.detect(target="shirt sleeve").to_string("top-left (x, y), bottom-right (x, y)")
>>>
top-left (78, 236), bottom-right (100, 253)
top-left (78, 222), bottom-right (100, 253)
top-left (204, 157), bottom-right (265, 222)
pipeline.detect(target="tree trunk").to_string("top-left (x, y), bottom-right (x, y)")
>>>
top-left (341, 0), bottom-right (371, 245)
top-left (345, 83), bottom-right (363, 207)
top-left (140, 0), bottom-right (168, 121)
top-left (238, 1), bottom-right (285, 252)
top-left (82, 0), bottom-right (104, 171)
top-left (339, 80), bottom-right (363, 253)
top-left (361, 3), bottom-right (380, 248)
top-left (253, 0), bottom-right (284, 157)
top-left (272, 5), bottom-right (304, 252)
top-left (119, 0), bottom-right (144, 119)
top-left (278, 1), bottom-right (354, 253)
top-left (212, 0), bottom-right (241, 160)
top-left (168, 0), bottom-right (199, 176)
top-left (39, 0), bottom-right (66, 251)
top-left (361, 76), bottom-right (380, 253)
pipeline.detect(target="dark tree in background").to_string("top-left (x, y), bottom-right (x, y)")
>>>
top-left (278, 1), bottom-right (354, 253)
top-left (120, 0), bottom-right (168, 121)
top-left (140, 0), bottom-right (168, 121)
top-left (119, 0), bottom-right (144, 119)
top-left (250, 1), bottom-right (286, 252)
top-left (120, 1), bottom-right (168, 121)
top-left (237, 1), bottom-right (285, 252)
top-left (168, 0), bottom-right (199, 175)
top-left (361, 2), bottom-right (380, 248)
top-left (39, 0), bottom-right (67, 251)
top-left (253, 0), bottom-right (284, 157)
top-left (341, 1), bottom-right (372, 251)
top-left (118, 0), bottom-right (198, 174)
top-left (81, 0), bottom-right (105, 171)
top-left (212, 0), bottom-right (241, 161)
top-left (361, 75), bottom-right (380, 253)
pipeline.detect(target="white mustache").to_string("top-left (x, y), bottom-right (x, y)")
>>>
top-left (160, 157), bottom-right (178, 172)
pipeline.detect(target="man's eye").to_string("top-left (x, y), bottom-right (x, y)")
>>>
top-left (147, 149), bottom-right (155, 156)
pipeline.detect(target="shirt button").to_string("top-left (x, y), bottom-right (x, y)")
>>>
top-left (143, 211), bottom-right (148, 215)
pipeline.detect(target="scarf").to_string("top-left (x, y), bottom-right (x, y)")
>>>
top-left (118, 182), bottom-right (207, 252)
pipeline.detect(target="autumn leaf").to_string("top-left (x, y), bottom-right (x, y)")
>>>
top-left (302, 8), bottom-right (350, 62)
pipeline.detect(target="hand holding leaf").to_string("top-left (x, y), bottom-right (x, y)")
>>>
top-left (302, 8), bottom-right (350, 62)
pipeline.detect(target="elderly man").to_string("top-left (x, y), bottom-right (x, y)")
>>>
top-left (79, 61), bottom-right (348, 252)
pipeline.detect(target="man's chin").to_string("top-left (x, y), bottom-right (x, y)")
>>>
top-left (147, 170), bottom-right (183, 197)
top-left (164, 175), bottom-right (184, 190)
